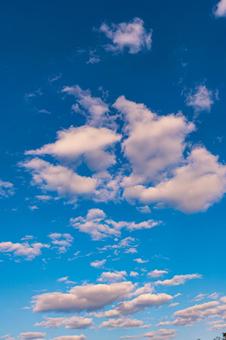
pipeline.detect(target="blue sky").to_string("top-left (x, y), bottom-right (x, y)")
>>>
top-left (1, 1), bottom-right (226, 340)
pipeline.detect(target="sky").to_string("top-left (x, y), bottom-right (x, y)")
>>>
top-left (1, 1), bottom-right (226, 340)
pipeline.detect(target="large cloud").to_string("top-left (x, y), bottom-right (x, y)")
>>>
top-left (26, 126), bottom-right (121, 171)
top-left (114, 96), bottom-right (195, 185)
top-left (99, 18), bottom-right (152, 54)
top-left (214, 0), bottom-right (226, 17)
top-left (33, 281), bottom-right (134, 313)
top-left (22, 158), bottom-right (97, 198)
top-left (70, 208), bottom-right (159, 240)
top-left (124, 147), bottom-right (226, 213)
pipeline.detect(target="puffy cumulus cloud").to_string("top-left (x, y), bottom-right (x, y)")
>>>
top-left (148, 270), bottom-right (168, 278)
top-left (99, 18), bottom-right (152, 54)
top-left (116, 293), bottom-right (173, 315)
top-left (53, 336), bottom-right (86, 340)
top-left (144, 328), bottom-right (176, 339)
top-left (0, 179), bottom-right (14, 197)
top-left (62, 85), bottom-right (108, 126)
top-left (33, 281), bottom-right (134, 313)
top-left (19, 332), bottom-right (46, 340)
top-left (26, 126), bottom-right (121, 171)
top-left (100, 317), bottom-right (145, 329)
top-left (90, 259), bottom-right (106, 268)
top-left (0, 240), bottom-right (49, 260)
top-left (124, 147), bottom-right (226, 213)
top-left (114, 96), bottom-right (195, 185)
top-left (214, 0), bottom-right (226, 17)
top-left (22, 158), bottom-right (97, 198)
top-left (36, 316), bottom-right (92, 329)
top-left (70, 208), bottom-right (159, 240)
top-left (155, 274), bottom-right (202, 287)
top-left (186, 85), bottom-right (215, 112)
top-left (98, 271), bottom-right (127, 282)
top-left (49, 233), bottom-right (73, 254)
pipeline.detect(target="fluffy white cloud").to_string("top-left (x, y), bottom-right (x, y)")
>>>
top-left (114, 95), bottom-right (195, 185)
top-left (33, 281), bottom-right (134, 312)
top-left (26, 126), bottom-right (121, 171)
top-left (62, 85), bottom-right (108, 126)
top-left (0, 179), bottom-right (14, 197)
top-left (70, 208), bottom-right (159, 240)
top-left (148, 270), bottom-right (168, 278)
top-left (0, 240), bottom-right (49, 260)
top-left (22, 158), bottom-right (97, 198)
top-left (36, 316), bottom-right (92, 329)
top-left (100, 317), bottom-right (145, 328)
top-left (186, 85), bottom-right (215, 112)
top-left (117, 293), bottom-right (173, 315)
top-left (155, 274), bottom-right (201, 287)
top-left (53, 336), bottom-right (86, 340)
top-left (100, 18), bottom-right (152, 54)
top-left (125, 147), bottom-right (226, 213)
top-left (214, 0), bottom-right (226, 17)
top-left (19, 333), bottom-right (46, 340)
top-left (49, 233), bottom-right (73, 253)
top-left (98, 271), bottom-right (127, 282)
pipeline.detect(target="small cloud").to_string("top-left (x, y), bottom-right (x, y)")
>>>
top-left (214, 0), bottom-right (226, 17)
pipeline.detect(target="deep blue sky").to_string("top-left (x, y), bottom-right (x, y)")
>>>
top-left (1, 1), bottom-right (226, 340)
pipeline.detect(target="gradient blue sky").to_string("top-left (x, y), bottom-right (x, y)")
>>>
top-left (1, 1), bottom-right (226, 340)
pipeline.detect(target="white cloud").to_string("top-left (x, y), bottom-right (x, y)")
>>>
top-left (214, 0), bottom-right (226, 17)
top-left (0, 179), bottom-right (14, 197)
top-left (98, 271), bottom-right (127, 282)
top-left (114, 95), bottom-right (195, 185)
top-left (124, 147), bottom-right (226, 213)
top-left (186, 85), bottom-right (215, 112)
top-left (155, 274), bottom-right (202, 286)
top-left (100, 18), bottom-right (152, 54)
top-left (117, 293), bottom-right (173, 315)
top-left (62, 85), bottom-right (108, 126)
top-left (148, 270), bottom-right (168, 278)
top-left (144, 328), bottom-right (176, 339)
top-left (0, 240), bottom-right (49, 260)
top-left (26, 126), bottom-right (121, 171)
top-left (49, 233), bottom-right (73, 253)
top-left (36, 316), bottom-right (92, 329)
top-left (71, 208), bottom-right (159, 240)
top-left (19, 333), bottom-right (46, 340)
top-left (33, 281), bottom-right (134, 312)
top-left (100, 317), bottom-right (145, 328)
top-left (53, 336), bottom-right (86, 340)
top-left (22, 158), bottom-right (97, 199)
top-left (90, 259), bottom-right (106, 268)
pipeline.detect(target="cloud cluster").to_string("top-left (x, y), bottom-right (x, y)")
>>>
top-left (99, 18), bottom-right (152, 54)
top-left (23, 90), bottom-right (226, 213)
top-left (0, 240), bottom-right (49, 260)
top-left (70, 208), bottom-right (159, 240)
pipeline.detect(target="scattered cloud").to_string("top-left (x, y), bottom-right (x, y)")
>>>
top-left (99, 18), bottom-right (152, 54)
top-left (186, 85), bottom-right (215, 112)
top-left (49, 233), bottom-right (73, 253)
top-left (71, 208), bottom-right (159, 240)
top-left (0, 179), bottom-right (14, 197)
top-left (148, 270), bottom-right (168, 278)
top-left (155, 274), bottom-right (202, 286)
top-left (98, 271), bottom-right (127, 282)
top-left (100, 317), bottom-right (145, 329)
top-left (36, 316), bottom-right (92, 329)
top-left (0, 240), bottom-right (49, 261)
top-left (90, 259), bottom-right (106, 268)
